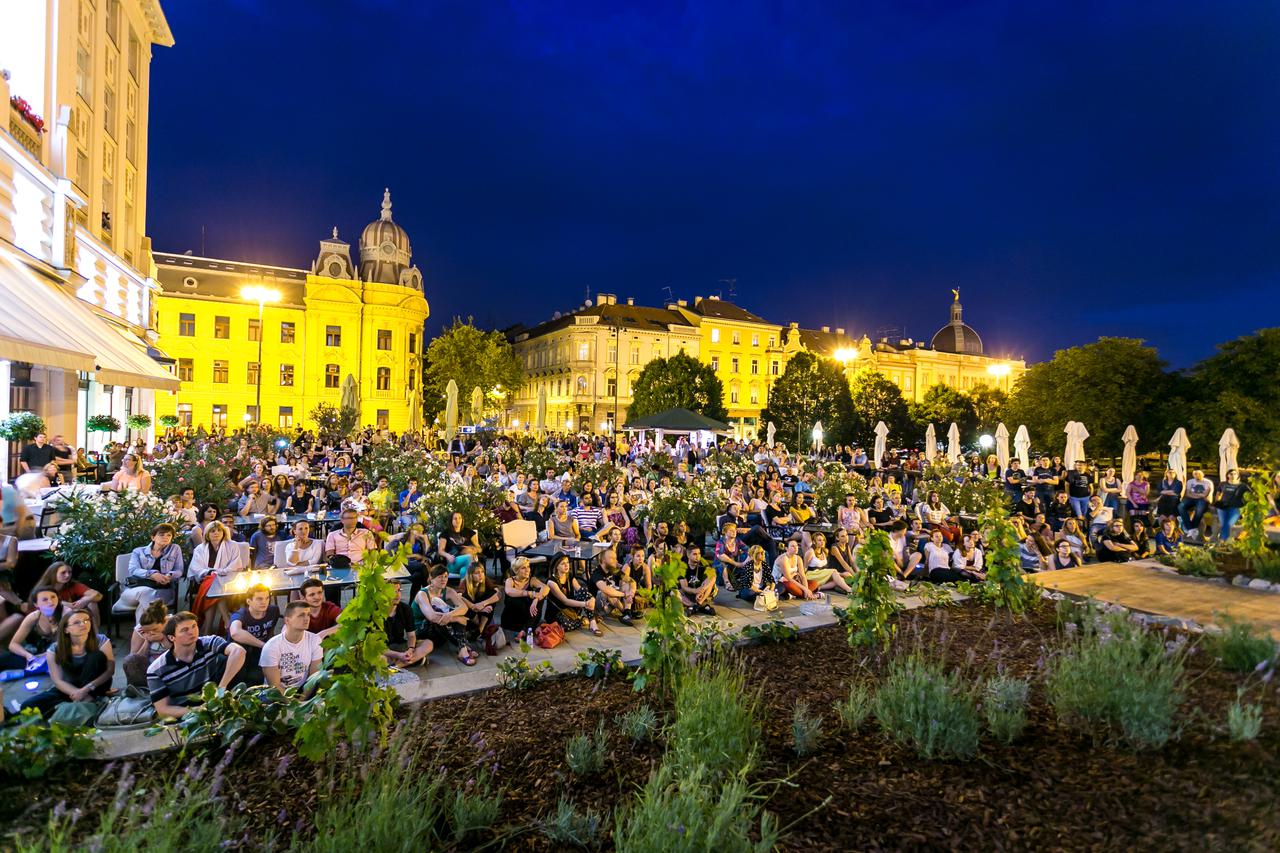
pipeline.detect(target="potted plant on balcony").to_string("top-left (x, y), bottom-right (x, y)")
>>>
top-left (0, 411), bottom-right (46, 442)
top-left (126, 414), bottom-right (152, 431)
top-left (158, 414), bottom-right (180, 430)
top-left (85, 414), bottom-right (122, 434)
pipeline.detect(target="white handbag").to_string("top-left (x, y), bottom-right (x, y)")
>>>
top-left (753, 588), bottom-right (779, 612)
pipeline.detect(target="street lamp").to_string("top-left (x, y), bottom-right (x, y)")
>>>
top-left (833, 347), bottom-right (857, 365)
top-left (979, 434), bottom-right (994, 450)
top-left (240, 286), bottom-right (281, 426)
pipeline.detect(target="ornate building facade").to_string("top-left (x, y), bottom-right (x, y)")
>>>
top-left (153, 191), bottom-right (430, 432)
top-left (0, 0), bottom-right (178, 474)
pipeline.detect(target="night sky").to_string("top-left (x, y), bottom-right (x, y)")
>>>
top-left (146, 0), bottom-right (1279, 367)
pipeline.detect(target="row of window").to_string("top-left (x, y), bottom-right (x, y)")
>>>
top-left (526, 341), bottom-right (685, 370)
top-left (174, 404), bottom-right (390, 430)
top-left (176, 360), bottom-right (412, 392)
top-left (708, 329), bottom-right (774, 348)
top-left (174, 314), bottom-right (414, 352)
top-left (707, 356), bottom-right (779, 376)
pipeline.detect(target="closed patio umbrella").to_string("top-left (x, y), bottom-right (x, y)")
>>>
top-left (924, 423), bottom-right (937, 463)
top-left (445, 379), bottom-right (459, 441)
top-left (535, 385), bottom-right (547, 435)
top-left (1063, 421), bottom-right (1090, 468)
top-left (995, 423), bottom-right (1010, 470)
top-left (766, 421), bottom-right (776, 449)
top-left (470, 386), bottom-right (484, 424)
top-left (946, 422), bottom-right (961, 464)
top-left (1168, 428), bottom-right (1190, 483)
top-left (873, 421), bottom-right (889, 469)
top-left (1013, 425), bottom-right (1031, 469)
top-left (1218, 428), bottom-right (1240, 477)
top-left (1121, 425), bottom-right (1139, 485)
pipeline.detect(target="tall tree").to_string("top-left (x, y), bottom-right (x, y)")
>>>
top-left (628, 352), bottom-right (727, 422)
top-left (422, 318), bottom-right (524, 424)
top-left (1001, 337), bottom-right (1170, 457)
top-left (1182, 328), bottom-right (1280, 464)
top-left (967, 383), bottom-right (1009, 431)
top-left (761, 352), bottom-right (855, 449)
top-left (848, 368), bottom-right (911, 446)
top-left (909, 384), bottom-right (977, 440)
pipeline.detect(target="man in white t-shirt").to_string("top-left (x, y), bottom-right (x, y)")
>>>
top-left (260, 601), bottom-right (323, 692)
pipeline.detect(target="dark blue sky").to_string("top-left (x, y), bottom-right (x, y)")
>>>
top-left (146, 0), bottom-right (1279, 367)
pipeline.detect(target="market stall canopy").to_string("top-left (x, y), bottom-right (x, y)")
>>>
top-left (622, 408), bottom-right (731, 434)
top-left (0, 249), bottom-right (178, 391)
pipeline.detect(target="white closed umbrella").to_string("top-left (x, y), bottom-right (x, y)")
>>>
top-left (1121, 425), bottom-right (1139, 485)
top-left (947, 422), bottom-right (961, 464)
top-left (1014, 425), bottom-right (1031, 469)
top-left (1063, 421), bottom-right (1090, 468)
top-left (873, 421), bottom-right (889, 469)
top-left (1168, 428), bottom-right (1190, 483)
top-left (924, 423), bottom-right (937, 463)
top-left (445, 379), bottom-right (459, 441)
top-left (766, 421), bottom-right (776, 449)
top-left (995, 423), bottom-right (1010, 470)
top-left (1218, 428), bottom-right (1240, 478)
top-left (535, 386), bottom-right (547, 435)
top-left (812, 421), bottom-right (824, 452)
top-left (470, 386), bottom-right (484, 424)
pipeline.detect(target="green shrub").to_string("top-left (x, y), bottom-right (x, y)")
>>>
top-left (148, 456), bottom-right (234, 508)
top-left (873, 654), bottom-right (980, 760)
top-left (1227, 694), bottom-right (1263, 742)
top-left (496, 653), bottom-right (554, 690)
top-left (791, 701), bottom-right (822, 757)
top-left (451, 774), bottom-right (503, 843)
top-left (1168, 545), bottom-right (1220, 578)
top-left (576, 647), bottom-right (624, 680)
top-left (49, 490), bottom-right (182, 587)
top-left (811, 469), bottom-right (870, 520)
top-left (619, 704), bottom-right (658, 744)
top-left (845, 529), bottom-right (902, 648)
top-left (1210, 616), bottom-right (1277, 673)
top-left (983, 675), bottom-right (1029, 745)
top-left (0, 709), bottom-right (97, 780)
top-left (835, 681), bottom-right (874, 732)
top-left (158, 414), bottom-right (181, 429)
top-left (151, 682), bottom-right (298, 747)
top-left (566, 720), bottom-right (609, 776)
top-left (740, 620), bottom-right (798, 644)
top-left (631, 554), bottom-right (694, 696)
top-left (669, 663), bottom-right (759, 779)
top-left (613, 762), bottom-right (778, 853)
top-left (978, 509), bottom-right (1040, 611)
top-left (23, 759), bottom-right (241, 852)
top-left (1046, 612), bottom-right (1185, 750)
top-left (85, 414), bottom-right (121, 433)
top-left (542, 796), bottom-right (606, 850)
top-left (0, 411), bottom-right (45, 441)
top-left (126, 414), bottom-right (152, 430)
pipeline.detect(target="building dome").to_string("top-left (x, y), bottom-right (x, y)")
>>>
top-left (930, 289), bottom-right (983, 355)
top-left (358, 188), bottom-right (414, 285)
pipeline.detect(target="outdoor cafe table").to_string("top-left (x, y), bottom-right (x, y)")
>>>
top-left (230, 511), bottom-right (344, 534)
top-left (523, 539), bottom-right (610, 575)
top-left (204, 564), bottom-right (411, 600)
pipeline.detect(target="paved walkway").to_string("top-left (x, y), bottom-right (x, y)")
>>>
top-left (98, 585), bottom-right (957, 758)
top-left (1027, 559), bottom-right (1280, 639)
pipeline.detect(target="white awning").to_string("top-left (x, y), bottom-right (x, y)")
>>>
top-left (0, 247), bottom-right (179, 391)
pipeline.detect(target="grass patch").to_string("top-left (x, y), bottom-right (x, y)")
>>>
top-left (835, 681), bottom-right (874, 732)
top-left (791, 701), bottom-right (822, 756)
top-left (983, 675), bottom-right (1029, 745)
top-left (613, 762), bottom-right (778, 853)
top-left (619, 704), bottom-right (658, 745)
top-left (872, 654), bottom-right (980, 760)
top-left (1210, 615), bottom-right (1277, 673)
top-left (669, 661), bottom-right (760, 779)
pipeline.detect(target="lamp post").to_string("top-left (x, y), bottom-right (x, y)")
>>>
top-left (240, 286), bottom-right (281, 426)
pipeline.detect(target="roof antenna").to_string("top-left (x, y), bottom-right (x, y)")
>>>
top-left (201, 225), bottom-right (206, 257)
top-left (661, 286), bottom-right (674, 304)
top-left (718, 278), bottom-right (737, 301)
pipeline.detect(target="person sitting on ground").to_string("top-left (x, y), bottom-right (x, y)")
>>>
top-left (734, 544), bottom-right (775, 604)
top-left (36, 561), bottom-right (101, 623)
top-left (1058, 517), bottom-right (1090, 562)
top-left (122, 600), bottom-right (170, 689)
top-left (626, 544), bottom-right (653, 597)
top-left (773, 539), bottom-right (819, 601)
top-left (382, 594), bottom-right (431, 667)
top-left (228, 585), bottom-right (280, 684)
top-left (501, 556), bottom-right (548, 644)
top-left (951, 534), bottom-right (985, 577)
top-left (828, 526), bottom-right (858, 581)
top-left (126, 523), bottom-right (184, 611)
top-left (678, 546), bottom-right (717, 615)
top-left (803, 532), bottom-right (852, 594)
top-left (261, 601), bottom-right (323, 693)
top-left (713, 522), bottom-right (749, 590)
top-left (458, 559), bottom-right (502, 644)
top-left (866, 495), bottom-right (895, 530)
top-left (1046, 492), bottom-right (1075, 532)
top-left (3, 586), bottom-right (63, 670)
top-left (248, 516), bottom-right (287, 568)
top-left (1096, 518), bottom-right (1139, 563)
top-left (1130, 519), bottom-right (1153, 559)
top-left (438, 511), bottom-right (481, 578)
top-left (1155, 518), bottom-right (1182, 556)
top-left (412, 565), bottom-right (478, 666)
top-left (147, 611), bottom-right (246, 719)
top-left (20, 609), bottom-right (114, 717)
top-left (298, 577), bottom-right (341, 639)
top-left (917, 491), bottom-right (959, 543)
top-left (591, 547), bottom-right (638, 625)
top-left (922, 529), bottom-right (954, 579)
top-left (545, 555), bottom-right (602, 636)
top-left (1047, 539), bottom-right (1084, 570)
top-left (1019, 533), bottom-right (1046, 572)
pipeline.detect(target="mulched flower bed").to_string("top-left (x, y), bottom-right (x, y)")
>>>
top-left (3, 601), bottom-right (1278, 850)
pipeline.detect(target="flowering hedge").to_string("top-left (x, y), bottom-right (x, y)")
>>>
top-left (149, 457), bottom-right (235, 507)
top-left (412, 477), bottom-right (506, 543)
top-left (50, 490), bottom-right (182, 587)
top-left (634, 477), bottom-right (722, 537)
top-left (0, 411), bottom-right (46, 442)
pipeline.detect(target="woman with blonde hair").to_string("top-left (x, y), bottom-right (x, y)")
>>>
top-left (102, 453), bottom-right (151, 494)
top-left (190, 520), bottom-right (247, 632)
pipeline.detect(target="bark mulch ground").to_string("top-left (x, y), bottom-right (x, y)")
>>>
top-left (3, 601), bottom-right (1277, 851)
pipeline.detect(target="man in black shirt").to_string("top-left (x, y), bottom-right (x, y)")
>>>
top-left (1065, 461), bottom-right (1093, 518)
top-left (1032, 456), bottom-right (1058, 507)
top-left (19, 433), bottom-right (55, 474)
top-left (867, 496), bottom-right (895, 529)
top-left (678, 546), bottom-right (716, 616)
top-left (1097, 519), bottom-right (1138, 563)
top-left (383, 598), bottom-right (429, 666)
top-left (1004, 460), bottom-right (1027, 503)
top-left (1015, 489), bottom-right (1040, 521)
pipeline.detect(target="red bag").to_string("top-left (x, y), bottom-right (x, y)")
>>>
top-left (534, 623), bottom-right (565, 649)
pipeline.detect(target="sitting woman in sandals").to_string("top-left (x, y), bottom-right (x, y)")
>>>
top-left (458, 560), bottom-right (502, 646)
top-left (412, 564), bottom-right (479, 666)
top-left (545, 556), bottom-right (602, 636)
top-left (803, 532), bottom-right (853, 594)
top-left (501, 556), bottom-right (549, 644)
top-left (734, 544), bottom-right (775, 604)
top-left (772, 539), bottom-right (821, 601)
top-left (828, 527), bottom-right (858, 582)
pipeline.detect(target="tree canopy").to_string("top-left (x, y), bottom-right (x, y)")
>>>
top-left (908, 383), bottom-right (1009, 444)
top-left (848, 368), bottom-right (911, 446)
top-left (1180, 329), bottom-right (1280, 465)
top-left (761, 352), bottom-right (855, 449)
top-left (1001, 337), bottom-right (1170, 458)
top-left (422, 318), bottom-right (524, 424)
top-left (627, 351), bottom-right (727, 423)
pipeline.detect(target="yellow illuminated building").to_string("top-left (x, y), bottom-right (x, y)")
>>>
top-left (153, 191), bottom-right (430, 432)
top-left (507, 294), bottom-right (700, 433)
